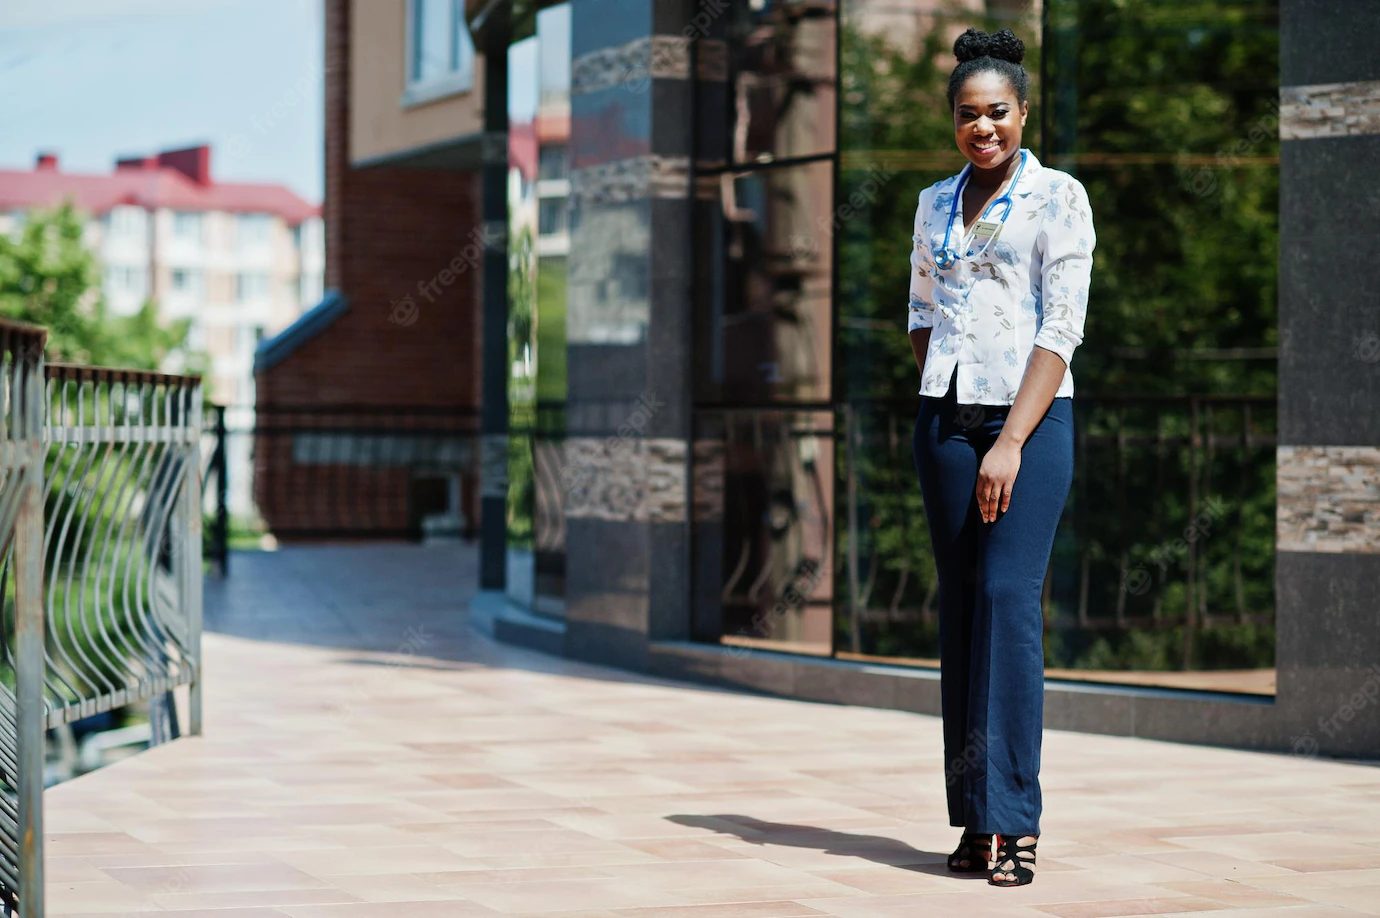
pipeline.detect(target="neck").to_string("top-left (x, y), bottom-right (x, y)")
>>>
top-left (967, 148), bottom-right (1023, 190)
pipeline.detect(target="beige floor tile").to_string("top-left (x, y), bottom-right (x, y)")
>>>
top-left (41, 545), bottom-right (1380, 917)
top-left (1287, 884), bottom-right (1380, 914)
top-left (1032, 897), bottom-right (1229, 917)
top-left (611, 904), bottom-right (832, 917)
top-left (439, 877), bottom-right (697, 912)
top-left (154, 887), bottom-right (365, 910)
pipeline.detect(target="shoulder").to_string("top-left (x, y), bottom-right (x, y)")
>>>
top-left (916, 172), bottom-right (963, 211)
top-left (1037, 166), bottom-right (1091, 204)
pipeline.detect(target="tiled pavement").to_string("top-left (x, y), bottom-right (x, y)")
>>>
top-left (43, 544), bottom-right (1380, 917)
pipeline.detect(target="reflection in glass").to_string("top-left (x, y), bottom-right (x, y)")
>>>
top-left (507, 33), bottom-right (539, 611)
top-left (696, 0), bottom-right (838, 167)
top-left (693, 410), bottom-right (835, 655)
top-left (507, 5), bottom-right (572, 618)
top-left (694, 160), bottom-right (834, 405)
top-left (831, 0), bottom-right (1278, 691)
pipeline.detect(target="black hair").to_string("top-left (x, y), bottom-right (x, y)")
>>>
top-left (946, 28), bottom-right (1029, 110)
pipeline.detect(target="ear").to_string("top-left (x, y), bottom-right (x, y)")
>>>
top-left (1019, 100), bottom-right (1030, 127)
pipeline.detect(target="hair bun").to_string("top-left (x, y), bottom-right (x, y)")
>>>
top-left (953, 27), bottom-right (1025, 65)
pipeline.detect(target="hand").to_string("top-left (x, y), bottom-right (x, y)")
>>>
top-left (975, 436), bottom-right (1022, 523)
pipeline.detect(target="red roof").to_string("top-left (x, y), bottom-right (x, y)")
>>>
top-left (0, 146), bottom-right (319, 225)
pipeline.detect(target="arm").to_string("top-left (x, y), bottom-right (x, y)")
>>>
top-left (907, 189), bottom-right (937, 380)
top-left (977, 177), bottom-right (1095, 522)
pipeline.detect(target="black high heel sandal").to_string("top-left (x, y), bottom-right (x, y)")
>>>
top-left (946, 832), bottom-right (992, 872)
top-left (989, 833), bottom-right (1037, 886)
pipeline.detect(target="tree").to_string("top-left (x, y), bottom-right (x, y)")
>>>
top-left (0, 202), bottom-right (195, 370)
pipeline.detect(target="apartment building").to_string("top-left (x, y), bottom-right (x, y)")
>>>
top-left (0, 145), bottom-right (323, 408)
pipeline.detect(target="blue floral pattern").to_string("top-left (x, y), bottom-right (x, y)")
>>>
top-left (907, 150), bottom-right (1096, 405)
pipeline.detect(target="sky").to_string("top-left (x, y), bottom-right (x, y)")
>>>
top-left (0, 0), bottom-right (324, 201)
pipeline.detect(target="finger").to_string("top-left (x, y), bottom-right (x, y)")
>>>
top-left (1000, 484), bottom-right (1013, 514)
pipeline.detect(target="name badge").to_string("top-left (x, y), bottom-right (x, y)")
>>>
top-left (966, 219), bottom-right (1003, 255)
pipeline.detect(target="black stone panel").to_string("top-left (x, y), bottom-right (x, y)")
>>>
top-left (564, 516), bottom-right (652, 668)
top-left (650, 197), bottom-right (693, 281)
top-left (648, 521), bottom-right (691, 641)
top-left (1278, 135), bottom-right (1380, 445)
top-left (1282, 0), bottom-right (1380, 87)
top-left (1131, 693), bottom-right (1282, 751)
top-left (645, 278), bottom-right (692, 438)
top-left (652, 78), bottom-right (695, 160)
top-left (1275, 550), bottom-right (1380, 757)
top-left (1276, 550), bottom-right (1380, 674)
top-left (568, 344), bottom-right (648, 404)
top-left (1279, 135), bottom-right (1380, 239)
top-left (652, 0), bottom-right (698, 35)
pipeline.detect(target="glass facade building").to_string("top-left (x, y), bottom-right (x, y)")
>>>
top-left (481, 0), bottom-right (1379, 757)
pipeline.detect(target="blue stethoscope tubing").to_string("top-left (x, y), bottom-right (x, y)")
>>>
top-left (933, 148), bottom-right (1028, 270)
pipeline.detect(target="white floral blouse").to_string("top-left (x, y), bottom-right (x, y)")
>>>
top-left (907, 149), bottom-right (1096, 405)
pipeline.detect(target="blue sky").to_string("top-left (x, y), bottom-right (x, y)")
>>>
top-left (0, 0), bottom-right (324, 201)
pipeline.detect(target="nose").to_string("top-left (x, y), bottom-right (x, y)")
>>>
top-left (972, 115), bottom-right (996, 135)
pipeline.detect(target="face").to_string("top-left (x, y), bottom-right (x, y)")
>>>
top-left (952, 70), bottom-right (1028, 172)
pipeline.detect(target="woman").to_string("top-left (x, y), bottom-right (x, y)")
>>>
top-left (907, 27), bottom-right (1095, 887)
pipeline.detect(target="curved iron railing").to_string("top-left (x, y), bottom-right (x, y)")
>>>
top-left (0, 352), bottom-right (204, 917)
top-left (0, 320), bottom-right (50, 916)
top-left (39, 365), bottom-right (204, 733)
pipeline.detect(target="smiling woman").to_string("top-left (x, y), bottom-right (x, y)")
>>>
top-left (836, 1), bottom-right (1279, 695)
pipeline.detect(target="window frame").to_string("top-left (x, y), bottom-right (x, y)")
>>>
top-left (402, 0), bottom-right (477, 108)
top-left (171, 211), bottom-right (203, 243)
top-left (236, 213), bottom-right (273, 250)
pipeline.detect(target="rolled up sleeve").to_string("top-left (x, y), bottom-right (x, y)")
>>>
top-left (1033, 177), bottom-right (1095, 367)
top-left (907, 188), bottom-right (937, 332)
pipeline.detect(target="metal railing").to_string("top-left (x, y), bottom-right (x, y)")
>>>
top-left (0, 335), bottom-right (205, 916)
top-left (0, 321), bottom-right (49, 916)
top-left (838, 394), bottom-right (1277, 668)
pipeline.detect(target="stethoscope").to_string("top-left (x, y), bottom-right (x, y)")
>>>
top-left (933, 148), bottom-right (1028, 270)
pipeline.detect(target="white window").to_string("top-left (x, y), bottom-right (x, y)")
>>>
top-left (108, 205), bottom-right (144, 238)
top-left (171, 268), bottom-right (203, 293)
top-left (236, 272), bottom-right (270, 302)
top-left (404, 0), bottom-right (475, 106)
top-left (6, 210), bottom-right (27, 242)
top-left (172, 211), bottom-right (203, 242)
top-left (236, 213), bottom-right (273, 249)
top-left (105, 265), bottom-right (148, 297)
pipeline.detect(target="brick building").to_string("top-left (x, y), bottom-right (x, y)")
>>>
top-left (253, 0), bottom-right (494, 539)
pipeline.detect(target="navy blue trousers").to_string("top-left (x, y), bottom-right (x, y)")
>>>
top-left (911, 379), bottom-right (1073, 837)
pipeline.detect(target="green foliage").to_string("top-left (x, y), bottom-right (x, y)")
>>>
top-left (834, 3), bottom-right (1279, 674)
top-left (0, 203), bottom-right (192, 370)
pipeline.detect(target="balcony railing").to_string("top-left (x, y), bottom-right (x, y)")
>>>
top-left (0, 320), bottom-right (205, 916)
